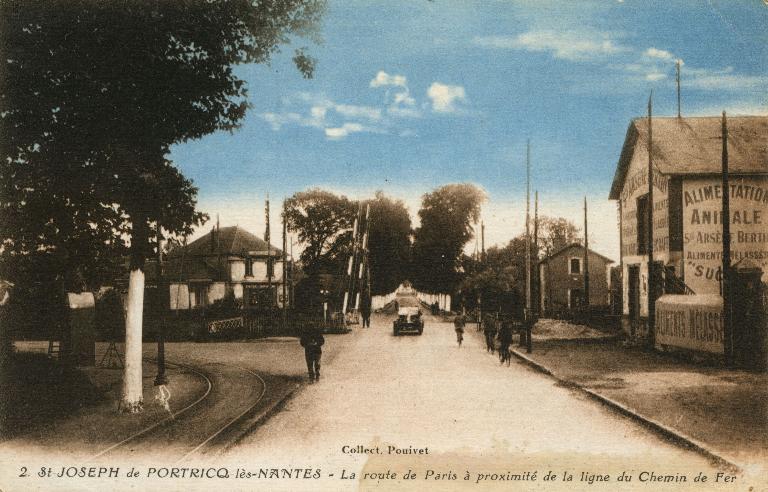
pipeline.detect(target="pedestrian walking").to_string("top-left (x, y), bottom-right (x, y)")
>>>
top-left (497, 319), bottom-right (512, 365)
top-left (360, 297), bottom-right (371, 328)
top-left (453, 314), bottom-right (465, 347)
top-left (300, 326), bottom-right (325, 382)
top-left (482, 313), bottom-right (497, 353)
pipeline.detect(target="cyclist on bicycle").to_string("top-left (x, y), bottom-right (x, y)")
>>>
top-left (497, 318), bottom-right (512, 365)
top-left (453, 314), bottom-right (465, 347)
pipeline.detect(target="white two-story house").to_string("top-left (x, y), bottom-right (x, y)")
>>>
top-left (161, 225), bottom-right (291, 310)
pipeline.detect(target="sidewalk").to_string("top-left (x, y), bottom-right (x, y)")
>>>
top-left (510, 320), bottom-right (767, 469)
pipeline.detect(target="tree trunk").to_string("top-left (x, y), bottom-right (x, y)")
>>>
top-left (121, 216), bottom-right (148, 413)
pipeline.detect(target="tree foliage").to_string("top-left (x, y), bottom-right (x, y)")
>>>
top-left (458, 235), bottom-right (533, 317)
top-left (284, 188), bottom-right (357, 276)
top-left (538, 216), bottom-right (581, 257)
top-left (0, 0), bottom-right (326, 286)
top-left (411, 183), bottom-right (485, 294)
top-left (366, 191), bottom-right (411, 296)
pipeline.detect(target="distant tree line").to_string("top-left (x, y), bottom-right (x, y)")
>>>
top-left (283, 184), bottom-right (584, 315)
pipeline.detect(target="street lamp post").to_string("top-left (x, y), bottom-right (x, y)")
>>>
top-left (154, 223), bottom-right (168, 386)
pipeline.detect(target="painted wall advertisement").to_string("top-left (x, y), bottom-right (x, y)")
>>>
top-left (683, 177), bottom-right (768, 295)
top-left (655, 295), bottom-right (723, 354)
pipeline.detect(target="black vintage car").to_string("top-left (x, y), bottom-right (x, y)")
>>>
top-left (393, 307), bottom-right (423, 336)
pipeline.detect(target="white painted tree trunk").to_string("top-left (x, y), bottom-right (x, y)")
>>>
top-left (121, 267), bottom-right (144, 413)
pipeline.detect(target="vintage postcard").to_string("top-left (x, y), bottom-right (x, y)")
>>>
top-left (1, 1), bottom-right (766, 491)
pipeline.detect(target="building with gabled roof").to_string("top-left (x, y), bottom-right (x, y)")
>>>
top-left (154, 225), bottom-right (291, 310)
top-left (609, 115), bottom-right (768, 355)
top-left (538, 243), bottom-right (615, 316)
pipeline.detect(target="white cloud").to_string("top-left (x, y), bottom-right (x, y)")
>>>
top-left (473, 30), bottom-right (626, 61)
top-left (310, 106), bottom-right (327, 120)
top-left (325, 123), bottom-right (366, 140)
top-left (643, 47), bottom-right (675, 61)
top-left (686, 69), bottom-right (768, 92)
top-left (260, 112), bottom-right (304, 131)
top-left (388, 106), bottom-right (422, 118)
top-left (427, 82), bottom-right (466, 113)
top-left (370, 70), bottom-right (421, 118)
top-left (370, 71), bottom-right (407, 88)
top-left (620, 47), bottom-right (681, 84)
top-left (334, 104), bottom-right (382, 121)
top-left (393, 92), bottom-right (416, 106)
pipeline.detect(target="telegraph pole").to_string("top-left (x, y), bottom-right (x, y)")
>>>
top-left (282, 200), bottom-right (288, 323)
top-left (584, 196), bottom-right (590, 308)
top-left (676, 59), bottom-right (682, 119)
top-left (647, 92), bottom-right (656, 346)
top-left (525, 140), bottom-right (532, 353)
top-left (721, 111), bottom-right (732, 365)
top-left (265, 195), bottom-right (272, 307)
top-left (481, 221), bottom-right (485, 262)
top-left (533, 191), bottom-right (539, 316)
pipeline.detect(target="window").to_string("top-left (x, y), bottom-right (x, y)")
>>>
top-left (570, 257), bottom-right (582, 274)
top-left (192, 284), bottom-right (208, 308)
top-left (637, 194), bottom-right (649, 255)
top-left (245, 257), bottom-right (253, 277)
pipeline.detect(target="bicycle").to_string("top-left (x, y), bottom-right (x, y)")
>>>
top-left (498, 344), bottom-right (511, 366)
top-left (456, 329), bottom-right (464, 347)
top-left (453, 314), bottom-right (466, 348)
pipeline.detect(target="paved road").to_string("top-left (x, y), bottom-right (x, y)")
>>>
top-left (229, 311), bottom-right (722, 490)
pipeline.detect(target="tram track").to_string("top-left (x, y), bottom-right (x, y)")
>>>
top-left (88, 359), bottom-right (268, 462)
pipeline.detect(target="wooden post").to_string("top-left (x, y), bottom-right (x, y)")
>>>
top-left (721, 111), bottom-right (732, 364)
top-left (676, 59), bottom-right (682, 119)
top-left (265, 195), bottom-right (272, 307)
top-left (584, 196), bottom-right (590, 307)
top-left (533, 191), bottom-right (538, 316)
top-left (282, 200), bottom-right (288, 324)
top-left (525, 140), bottom-right (532, 353)
top-left (481, 221), bottom-right (485, 262)
top-left (647, 92), bottom-right (656, 346)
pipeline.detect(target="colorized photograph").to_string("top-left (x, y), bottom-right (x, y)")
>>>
top-left (0, 1), bottom-right (766, 490)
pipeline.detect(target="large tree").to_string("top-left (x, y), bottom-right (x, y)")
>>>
top-left (284, 188), bottom-right (357, 276)
top-left (538, 216), bottom-right (581, 257)
top-left (459, 235), bottom-right (533, 317)
top-left (0, 0), bottom-right (325, 412)
top-left (366, 191), bottom-right (411, 296)
top-left (411, 183), bottom-right (485, 295)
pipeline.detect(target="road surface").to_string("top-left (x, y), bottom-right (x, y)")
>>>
top-left (227, 311), bottom-right (723, 491)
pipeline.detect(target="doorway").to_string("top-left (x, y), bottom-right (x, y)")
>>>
top-left (628, 266), bottom-right (640, 335)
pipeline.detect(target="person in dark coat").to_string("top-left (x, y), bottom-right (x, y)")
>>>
top-left (300, 326), bottom-right (325, 382)
top-left (360, 296), bottom-right (372, 328)
top-left (497, 319), bottom-right (513, 365)
top-left (482, 313), bottom-right (498, 353)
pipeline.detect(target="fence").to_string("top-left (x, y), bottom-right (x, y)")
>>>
top-left (204, 309), bottom-right (349, 340)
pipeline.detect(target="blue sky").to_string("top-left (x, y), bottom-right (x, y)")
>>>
top-left (170, 0), bottom-right (768, 259)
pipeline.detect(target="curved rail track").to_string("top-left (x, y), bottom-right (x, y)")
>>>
top-left (88, 359), bottom-right (268, 462)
